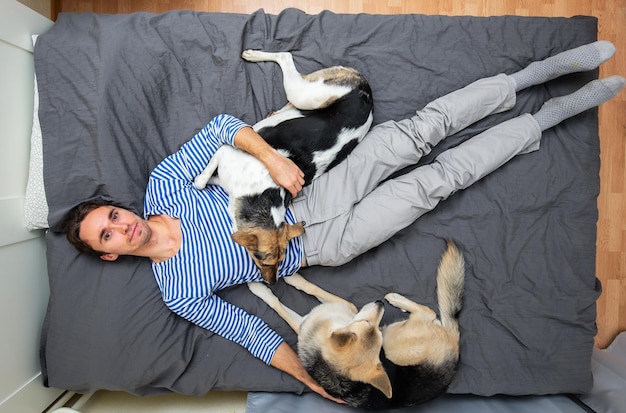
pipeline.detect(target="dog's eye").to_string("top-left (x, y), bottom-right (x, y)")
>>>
top-left (254, 253), bottom-right (265, 260)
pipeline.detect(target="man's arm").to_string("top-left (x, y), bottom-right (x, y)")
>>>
top-left (271, 342), bottom-right (345, 404)
top-left (154, 115), bottom-right (303, 196)
top-left (233, 126), bottom-right (305, 197)
top-left (166, 295), bottom-right (342, 403)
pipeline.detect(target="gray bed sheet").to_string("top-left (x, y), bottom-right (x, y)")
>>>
top-left (36, 9), bottom-right (601, 397)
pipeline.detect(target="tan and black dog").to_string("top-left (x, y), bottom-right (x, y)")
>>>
top-left (194, 50), bottom-right (373, 284)
top-left (248, 241), bottom-right (465, 409)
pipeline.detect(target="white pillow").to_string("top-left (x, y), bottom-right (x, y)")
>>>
top-left (24, 34), bottom-right (50, 230)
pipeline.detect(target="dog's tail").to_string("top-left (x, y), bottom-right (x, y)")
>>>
top-left (436, 241), bottom-right (465, 333)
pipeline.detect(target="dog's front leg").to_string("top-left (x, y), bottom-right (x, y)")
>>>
top-left (247, 282), bottom-right (304, 333)
top-left (284, 273), bottom-right (357, 312)
top-left (194, 146), bottom-right (224, 189)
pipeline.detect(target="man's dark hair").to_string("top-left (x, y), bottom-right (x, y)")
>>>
top-left (64, 199), bottom-right (129, 256)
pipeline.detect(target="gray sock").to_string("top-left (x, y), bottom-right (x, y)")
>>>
top-left (532, 76), bottom-right (625, 131)
top-left (509, 41), bottom-right (616, 92)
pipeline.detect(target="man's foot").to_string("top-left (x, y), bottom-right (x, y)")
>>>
top-left (509, 41), bottom-right (616, 91)
top-left (532, 75), bottom-right (625, 131)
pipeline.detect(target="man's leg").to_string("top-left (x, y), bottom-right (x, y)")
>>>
top-left (292, 73), bottom-right (517, 228)
top-left (301, 76), bottom-right (624, 267)
top-left (293, 41), bottom-right (615, 224)
top-left (300, 114), bottom-right (540, 266)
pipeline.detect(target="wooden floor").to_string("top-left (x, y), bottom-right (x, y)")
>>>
top-left (53, 0), bottom-right (625, 348)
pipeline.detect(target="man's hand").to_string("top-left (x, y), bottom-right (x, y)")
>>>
top-left (233, 127), bottom-right (305, 197)
top-left (264, 151), bottom-right (305, 198)
top-left (271, 342), bottom-right (346, 405)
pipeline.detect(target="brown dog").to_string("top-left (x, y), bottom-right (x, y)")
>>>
top-left (248, 241), bottom-right (464, 408)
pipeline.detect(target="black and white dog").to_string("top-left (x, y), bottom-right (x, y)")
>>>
top-left (194, 50), bottom-right (373, 283)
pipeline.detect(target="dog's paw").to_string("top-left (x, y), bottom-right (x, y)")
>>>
top-left (241, 49), bottom-right (264, 62)
top-left (247, 281), bottom-right (274, 300)
top-left (193, 175), bottom-right (208, 190)
top-left (384, 293), bottom-right (410, 311)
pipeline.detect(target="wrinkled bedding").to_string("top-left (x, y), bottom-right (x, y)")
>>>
top-left (36, 9), bottom-right (601, 396)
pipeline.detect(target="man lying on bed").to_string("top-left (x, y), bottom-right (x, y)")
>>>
top-left (63, 41), bottom-right (623, 403)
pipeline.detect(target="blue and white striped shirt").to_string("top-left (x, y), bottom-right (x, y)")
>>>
top-left (144, 114), bottom-right (304, 364)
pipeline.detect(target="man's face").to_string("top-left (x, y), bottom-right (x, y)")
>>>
top-left (79, 205), bottom-right (152, 260)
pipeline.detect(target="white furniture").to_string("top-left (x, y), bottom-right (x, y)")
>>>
top-left (0, 1), bottom-right (60, 412)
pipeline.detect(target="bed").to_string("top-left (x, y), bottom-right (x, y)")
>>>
top-left (31, 8), bottom-right (602, 400)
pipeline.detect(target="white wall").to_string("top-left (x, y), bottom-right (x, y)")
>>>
top-left (0, 1), bottom-right (62, 412)
top-left (17, 0), bottom-right (52, 19)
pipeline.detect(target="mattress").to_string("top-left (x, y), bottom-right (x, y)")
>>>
top-left (34, 9), bottom-right (601, 397)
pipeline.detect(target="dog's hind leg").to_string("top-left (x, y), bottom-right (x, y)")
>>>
top-left (284, 273), bottom-right (357, 312)
top-left (241, 50), bottom-right (353, 110)
top-left (385, 293), bottom-right (438, 322)
top-left (247, 282), bottom-right (304, 333)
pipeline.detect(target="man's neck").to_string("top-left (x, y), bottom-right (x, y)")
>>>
top-left (146, 214), bottom-right (182, 263)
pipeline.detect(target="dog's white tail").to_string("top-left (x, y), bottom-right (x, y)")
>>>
top-left (436, 241), bottom-right (465, 332)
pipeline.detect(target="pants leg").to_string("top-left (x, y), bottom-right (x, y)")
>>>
top-left (298, 114), bottom-right (542, 266)
top-left (292, 74), bottom-right (516, 223)
top-left (292, 74), bottom-right (516, 264)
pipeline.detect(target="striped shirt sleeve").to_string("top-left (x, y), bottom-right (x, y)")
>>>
top-left (178, 114), bottom-right (249, 178)
top-left (150, 114), bottom-right (249, 183)
top-left (164, 293), bottom-right (284, 363)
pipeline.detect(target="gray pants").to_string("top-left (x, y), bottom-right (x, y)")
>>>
top-left (291, 74), bottom-right (542, 266)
